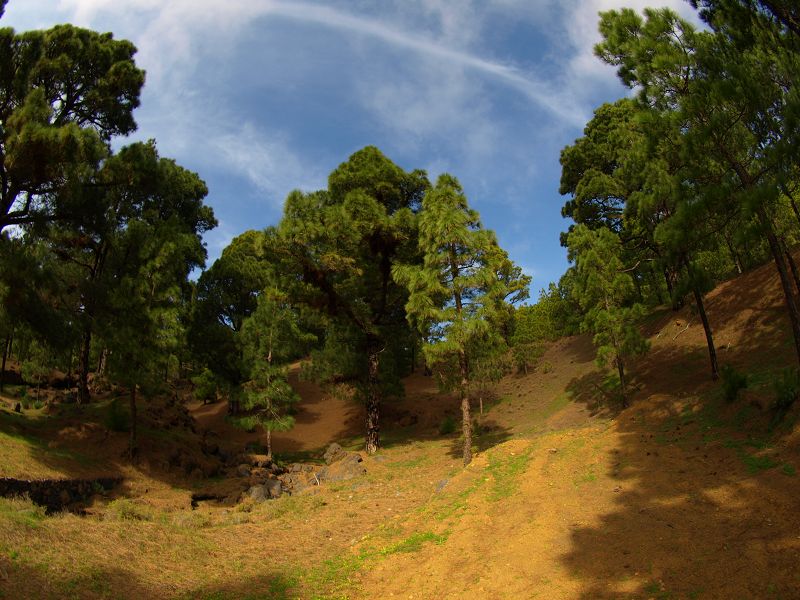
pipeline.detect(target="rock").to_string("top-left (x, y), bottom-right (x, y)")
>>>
top-left (435, 479), bottom-right (448, 493)
top-left (248, 485), bottom-right (269, 502)
top-left (249, 467), bottom-right (269, 485)
top-left (264, 478), bottom-right (282, 499)
top-left (237, 464), bottom-right (252, 478)
top-left (250, 454), bottom-right (272, 468)
top-left (323, 443), bottom-right (348, 465)
top-left (318, 453), bottom-right (366, 483)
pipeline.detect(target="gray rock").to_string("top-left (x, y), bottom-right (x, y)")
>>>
top-left (237, 463), bottom-right (252, 477)
top-left (323, 443), bottom-right (348, 465)
top-left (318, 453), bottom-right (366, 483)
top-left (248, 485), bottom-right (268, 502)
top-left (264, 478), bottom-right (282, 499)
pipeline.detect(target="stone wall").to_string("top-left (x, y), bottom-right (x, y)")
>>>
top-left (0, 476), bottom-right (122, 513)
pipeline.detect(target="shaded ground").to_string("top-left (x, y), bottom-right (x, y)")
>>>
top-left (0, 256), bottom-right (798, 599)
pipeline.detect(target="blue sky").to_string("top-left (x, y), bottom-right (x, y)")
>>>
top-left (4, 0), bottom-right (699, 292)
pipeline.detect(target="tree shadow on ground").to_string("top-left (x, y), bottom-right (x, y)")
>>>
top-left (558, 396), bottom-right (800, 598)
top-left (445, 420), bottom-right (515, 460)
top-left (1, 559), bottom-right (300, 600)
top-left (558, 293), bottom-right (800, 598)
top-left (2, 561), bottom-right (159, 600)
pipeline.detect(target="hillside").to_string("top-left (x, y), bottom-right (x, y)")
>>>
top-left (0, 257), bottom-right (799, 599)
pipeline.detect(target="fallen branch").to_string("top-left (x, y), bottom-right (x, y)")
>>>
top-left (673, 320), bottom-right (692, 341)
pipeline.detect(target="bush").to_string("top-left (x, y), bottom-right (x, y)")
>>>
top-left (720, 365), bottom-right (748, 403)
top-left (105, 498), bottom-right (154, 522)
top-left (105, 398), bottom-right (130, 432)
top-left (438, 415), bottom-right (456, 435)
top-left (772, 368), bottom-right (799, 424)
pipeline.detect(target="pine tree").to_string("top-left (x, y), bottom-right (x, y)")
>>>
top-left (234, 287), bottom-right (314, 458)
top-left (568, 225), bottom-right (649, 408)
top-left (395, 174), bottom-right (529, 465)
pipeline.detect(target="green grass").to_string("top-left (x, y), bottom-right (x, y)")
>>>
top-left (0, 496), bottom-right (47, 529)
top-left (486, 444), bottom-right (535, 501)
top-left (781, 463), bottom-right (796, 476)
top-left (723, 439), bottom-right (780, 474)
top-left (380, 531), bottom-right (447, 555)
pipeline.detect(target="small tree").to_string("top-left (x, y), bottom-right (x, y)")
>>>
top-left (395, 174), bottom-right (529, 465)
top-left (568, 225), bottom-right (649, 408)
top-left (469, 337), bottom-right (510, 418)
top-left (234, 287), bottom-right (314, 458)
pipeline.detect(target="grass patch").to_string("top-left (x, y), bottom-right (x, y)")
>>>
top-left (379, 531), bottom-right (447, 555)
top-left (723, 440), bottom-right (780, 474)
top-left (0, 496), bottom-right (47, 528)
top-left (486, 445), bottom-right (534, 501)
top-left (781, 463), bottom-right (796, 476)
top-left (388, 455), bottom-right (430, 469)
top-left (573, 466), bottom-right (597, 486)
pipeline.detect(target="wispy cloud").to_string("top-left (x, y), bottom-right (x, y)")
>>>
top-left (57, 0), bottom-right (588, 127)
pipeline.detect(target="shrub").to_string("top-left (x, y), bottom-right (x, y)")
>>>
top-left (438, 415), bottom-right (456, 435)
top-left (772, 368), bottom-right (799, 424)
top-left (105, 498), bottom-right (153, 521)
top-left (720, 365), bottom-right (747, 403)
top-left (105, 398), bottom-right (129, 432)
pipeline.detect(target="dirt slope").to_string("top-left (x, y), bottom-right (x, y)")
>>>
top-left (0, 257), bottom-right (798, 599)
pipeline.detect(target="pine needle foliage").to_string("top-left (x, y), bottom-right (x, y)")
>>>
top-left (395, 174), bottom-right (529, 465)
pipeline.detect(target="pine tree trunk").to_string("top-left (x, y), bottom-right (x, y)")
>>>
top-left (664, 268), bottom-right (683, 311)
top-left (616, 356), bottom-right (628, 409)
top-left (692, 286), bottom-right (719, 380)
top-left (78, 327), bottom-right (92, 404)
top-left (266, 428), bottom-right (272, 460)
top-left (365, 338), bottom-right (381, 455)
top-left (129, 385), bottom-right (138, 460)
top-left (724, 233), bottom-right (743, 275)
top-left (459, 352), bottom-right (472, 466)
top-left (759, 208), bottom-right (800, 367)
top-left (0, 332), bottom-right (9, 394)
top-left (784, 248), bottom-right (800, 299)
top-left (97, 348), bottom-right (108, 377)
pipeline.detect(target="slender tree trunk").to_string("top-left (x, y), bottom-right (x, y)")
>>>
top-left (664, 268), bottom-right (683, 311)
top-left (759, 208), bottom-right (800, 366)
top-left (78, 327), bottom-right (92, 404)
top-left (97, 348), bottom-right (108, 377)
top-left (129, 385), bottom-right (138, 460)
top-left (365, 337), bottom-right (381, 455)
top-left (459, 351), bottom-right (472, 466)
top-left (616, 355), bottom-right (628, 409)
top-left (266, 428), bottom-right (272, 460)
top-left (784, 247), bottom-right (800, 300)
top-left (0, 332), bottom-right (9, 394)
top-left (779, 181), bottom-right (800, 229)
top-left (692, 286), bottom-right (719, 380)
top-left (724, 233), bottom-right (743, 275)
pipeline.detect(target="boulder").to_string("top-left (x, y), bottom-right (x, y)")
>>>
top-left (236, 463), bottom-right (252, 478)
top-left (248, 485), bottom-right (268, 503)
top-left (323, 443), bottom-right (348, 465)
top-left (317, 453), bottom-right (365, 483)
top-left (249, 467), bottom-right (270, 485)
top-left (264, 478), bottom-right (282, 499)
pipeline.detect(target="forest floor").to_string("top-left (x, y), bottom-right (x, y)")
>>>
top-left (0, 256), bottom-right (799, 599)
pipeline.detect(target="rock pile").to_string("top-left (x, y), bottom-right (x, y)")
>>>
top-left (240, 443), bottom-right (367, 503)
